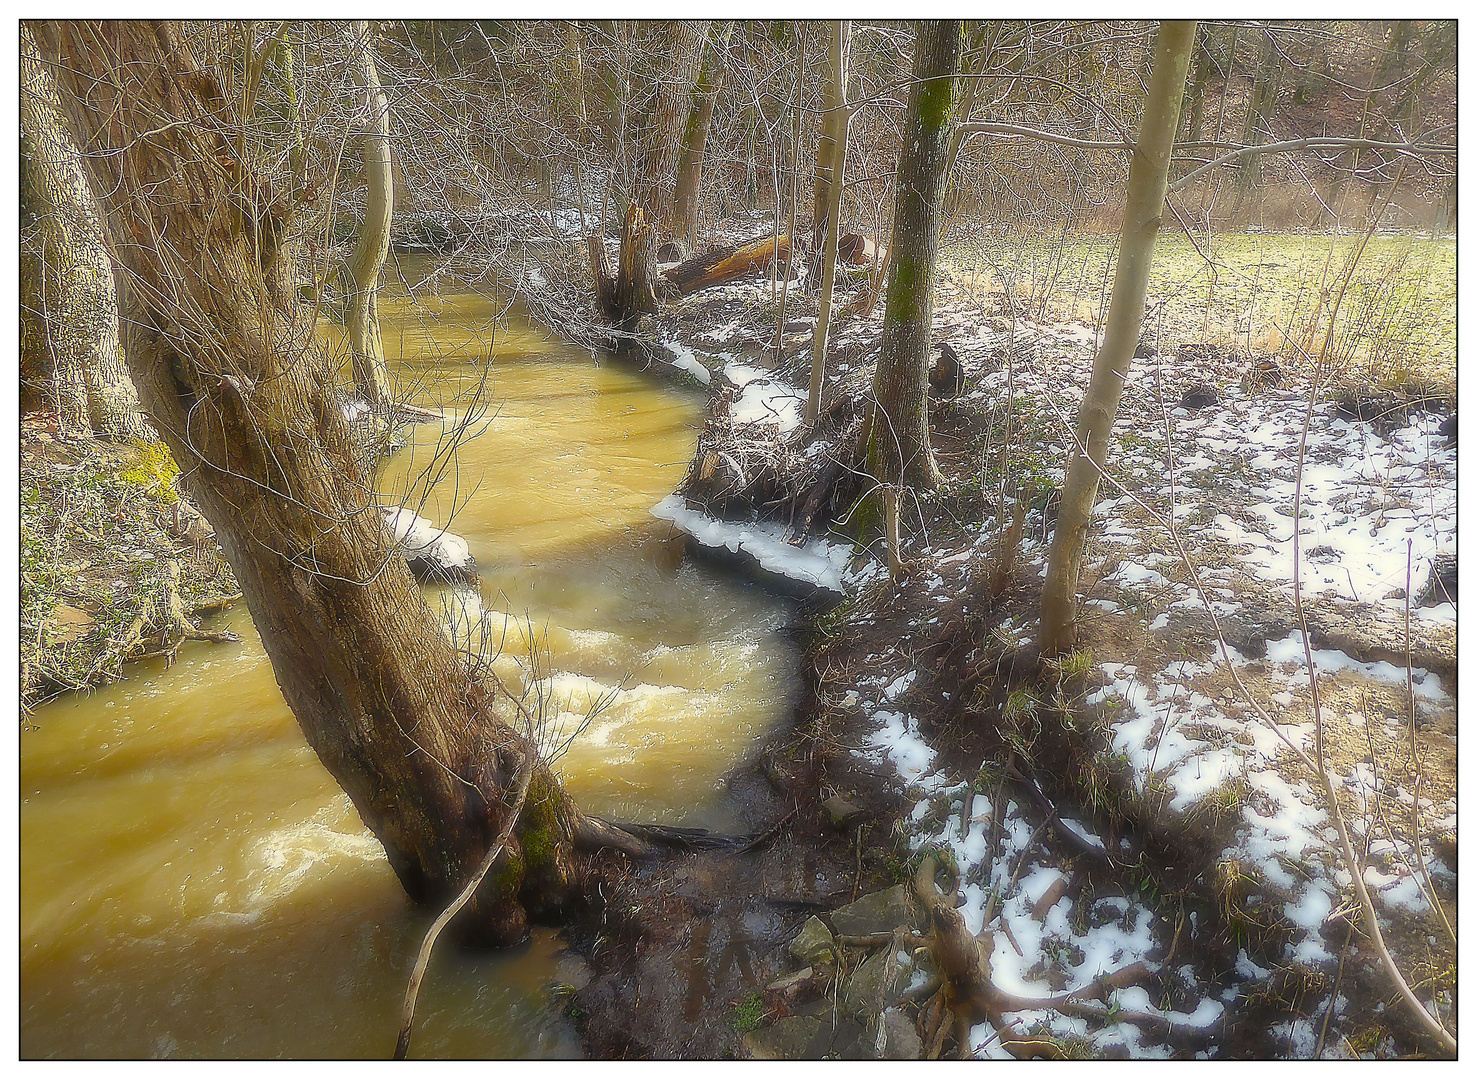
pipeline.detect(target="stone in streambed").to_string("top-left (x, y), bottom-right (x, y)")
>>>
top-left (828, 885), bottom-right (920, 937)
top-left (788, 916), bottom-right (836, 968)
top-left (743, 1015), bottom-right (825, 1060)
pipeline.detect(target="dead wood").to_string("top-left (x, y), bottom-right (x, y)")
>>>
top-left (663, 233), bottom-right (793, 296)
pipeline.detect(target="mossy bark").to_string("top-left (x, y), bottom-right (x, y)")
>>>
top-left (20, 22), bottom-right (147, 439)
top-left (1039, 21), bottom-right (1196, 656)
top-left (865, 20), bottom-right (960, 490)
top-left (670, 23), bottom-right (731, 250)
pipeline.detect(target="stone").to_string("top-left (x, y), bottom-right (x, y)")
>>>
top-left (872, 1007), bottom-right (924, 1060)
top-left (766, 966), bottom-right (816, 1001)
top-left (743, 1015), bottom-right (824, 1060)
top-left (840, 947), bottom-right (915, 1018)
top-left (1179, 383), bottom-right (1219, 410)
top-left (822, 795), bottom-right (865, 829)
top-left (788, 916), bottom-right (836, 967)
top-left (829, 885), bottom-right (919, 938)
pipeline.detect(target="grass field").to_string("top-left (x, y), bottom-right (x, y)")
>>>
top-left (943, 232), bottom-right (1455, 381)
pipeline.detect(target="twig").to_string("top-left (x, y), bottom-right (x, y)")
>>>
top-left (393, 751), bottom-right (534, 1060)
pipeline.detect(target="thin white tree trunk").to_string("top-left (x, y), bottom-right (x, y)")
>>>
top-left (345, 20), bottom-right (395, 409)
top-left (1040, 21), bottom-right (1196, 655)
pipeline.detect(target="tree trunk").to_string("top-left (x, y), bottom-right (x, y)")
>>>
top-left (662, 234), bottom-right (792, 296)
top-left (1236, 27), bottom-right (1281, 195)
top-left (865, 20), bottom-right (960, 490)
top-left (345, 20), bottom-right (395, 409)
top-left (670, 23), bottom-right (731, 251)
top-left (20, 23), bottom-right (147, 439)
top-left (807, 20), bottom-right (851, 423)
top-left (1039, 20), bottom-right (1196, 657)
top-left (38, 18), bottom-right (588, 946)
top-left (609, 20), bottom-right (708, 336)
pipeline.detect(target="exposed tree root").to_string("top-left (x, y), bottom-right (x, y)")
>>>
top-left (913, 856), bottom-right (1215, 1059)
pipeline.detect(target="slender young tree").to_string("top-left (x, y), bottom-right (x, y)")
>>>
top-left (806, 19), bottom-right (851, 423)
top-left (20, 23), bottom-right (147, 439)
top-left (865, 20), bottom-right (961, 489)
top-left (344, 19), bottom-right (396, 408)
top-left (1039, 20), bottom-right (1196, 656)
top-left (669, 22), bottom-right (731, 253)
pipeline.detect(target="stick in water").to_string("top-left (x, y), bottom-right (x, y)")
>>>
top-left (394, 755), bottom-right (534, 1059)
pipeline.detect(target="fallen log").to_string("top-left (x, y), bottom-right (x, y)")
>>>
top-left (838, 232), bottom-right (885, 266)
top-left (663, 233), bottom-right (792, 296)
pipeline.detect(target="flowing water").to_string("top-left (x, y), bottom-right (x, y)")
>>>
top-left (20, 271), bottom-right (799, 1058)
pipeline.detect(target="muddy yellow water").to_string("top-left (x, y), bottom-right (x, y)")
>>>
top-left (21, 278), bottom-right (798, 1058)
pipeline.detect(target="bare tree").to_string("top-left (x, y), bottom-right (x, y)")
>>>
top-left (865, 20), bottom-right (961, 489)
top-left (1039, 20), bottom-right (1196, 656)
top-left (20, 22), bottom-right (147, 439)
top-left (805, 20), bottom-right (851, 424)
top-left (344, 19), bottom-right (396, 408)
top-left (669, 22), bottom-right (732, 254)
top-left (37, 19), bottom-right (661, 947)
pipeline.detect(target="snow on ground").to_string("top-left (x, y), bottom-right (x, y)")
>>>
top-left (661, 338), bottom-right (712, 385)
top-left (651, 494), bottom-right (851, 593)
top-left (722, 360), bottom-right (806, 434)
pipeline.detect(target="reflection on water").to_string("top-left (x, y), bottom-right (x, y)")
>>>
top-left (21, 275), bottom-right (798, 1058)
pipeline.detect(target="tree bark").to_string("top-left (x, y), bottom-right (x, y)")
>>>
top-left (807, 20), bottom-right (851, 423)
top-left (345, 20), bottom-right (395, 409)
top-left (865, 20), bottom-right (960, 489)
top-left (20, 22), bottom-right (147, 439)
top-left (1236, 27), bottom-right (1281, 194)
top-left (670, 23), bottom-right (731, 251)
top-left (38, 19), bottom-right (585, 945)
top-left (1039, 20), bottom-right (1196, 656)
top-left (608, 20), bottom-right (708, 336)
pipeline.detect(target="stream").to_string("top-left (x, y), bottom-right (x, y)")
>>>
top-left (20, 269), bottom-right (800, 1058)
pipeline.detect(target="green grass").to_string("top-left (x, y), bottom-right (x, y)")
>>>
top-left (944, 232), bottom-right (1455, 378)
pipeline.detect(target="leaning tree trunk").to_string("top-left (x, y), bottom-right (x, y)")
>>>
top-left (865, 20), bottom-right (961, 489)
top-left (20, 23), bottom-right (147, 439)
top-left (345, 20), bottom-right (395, 410)
top-left (806, 20), bottom-right (851, 423)
top-left (669, 22), bottom-right (731, 252)
top-left (1039, 21), bottom-right (1196, 656)
top-left (38, 19), bottom-right (588, 946)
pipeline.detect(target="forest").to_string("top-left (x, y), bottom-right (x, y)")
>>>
top-left (18, 19), bottom-right (1456, 1061)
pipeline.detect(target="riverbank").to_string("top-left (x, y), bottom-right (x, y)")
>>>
top-left (565, 224), bottom-right (1457, 1058)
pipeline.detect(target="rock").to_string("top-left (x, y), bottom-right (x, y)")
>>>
top-left (822, 795), bottom-right (866, 829)
top-left (1179, 383), bottom-right (1220, 410)
top-left (840, 947), bottom-right (915, 1018)
top-left (871, 1007), bottom-right (924, 1060)
top-left (1133, 340), bottom-right (1158, 359)
top-left (1418, 554), bottom-right (1456, 607)
top-left (766, 966), bottom-right (816, 1001)
top-left (382, 506), bottom-right (478, 584)
top-left (655, 240), bottom-right (688, 264)
top-left (788, 916), bottom-right (836, 968)
top-left (928, 342), bottom-right (963, 397)
top-left (743, 1015), bottom-right (824, 1060)
top-left (47, 604), bottom-right (95, 644)
top-left (829, 885), bottom-right (919, 938)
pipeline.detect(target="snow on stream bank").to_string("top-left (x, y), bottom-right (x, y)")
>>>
top-left (651, 494), bottom-right (851, 594)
